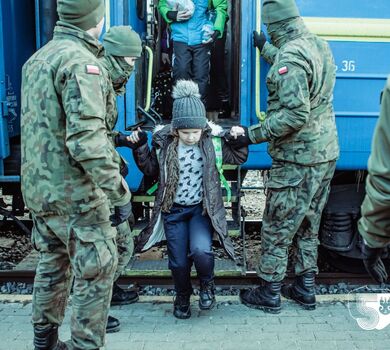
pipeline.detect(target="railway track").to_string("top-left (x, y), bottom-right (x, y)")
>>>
top-left (0, 269), bottom-right (377, 288)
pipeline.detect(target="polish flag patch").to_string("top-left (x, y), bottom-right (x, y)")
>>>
top-left (86, 64), bottom-right (100, 75)
top-left (278, 66), bottom-right (288, 75)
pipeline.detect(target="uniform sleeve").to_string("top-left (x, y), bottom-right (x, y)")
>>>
top-left (62, 68), bottom-right (131, 207)
top-left (248, 62), bottom-right (311, 143)
top-left (158, 0), bottom-right (173, 24)
top-left (359, 78), bottom-right (390, 247)
top-left (261, 42), bottom-right (278, 64)
top-left (212, 0), bottom-right (228, 37)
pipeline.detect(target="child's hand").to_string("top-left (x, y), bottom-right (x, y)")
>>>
top-left (177, 10), bottom-right (192, 21)
top-left (116, 128), bottom-right (148, 149)
top-left (128, 128), bottom-right (147, 145)
top-left (229, 126), bottom-right (246, 139)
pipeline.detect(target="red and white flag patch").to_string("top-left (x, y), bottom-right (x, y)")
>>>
top-left (278, 66), bottom-right (288, 75)
top-left (86, 64), bottom-right (100, 75)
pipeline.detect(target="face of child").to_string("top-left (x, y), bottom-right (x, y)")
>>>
top-left (177, 129), bottom-right (202, 146)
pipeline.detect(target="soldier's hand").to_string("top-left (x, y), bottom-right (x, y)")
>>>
top-left (362, 243), bottom-right (388, 283)
top-left (115, 128), bottom-right (148, 149)
top-left (110, 199), bottom-right (133, 227)
top-left (253, 30), bottom-right (267, 51)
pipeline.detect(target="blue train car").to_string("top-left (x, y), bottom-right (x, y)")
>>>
top-left (0, 0), bottom-right (389, 266)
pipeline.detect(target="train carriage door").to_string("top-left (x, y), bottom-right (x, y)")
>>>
top-left (0, 1), bottom-right (10, 176)
top-left (0, 0), bottom-right (36, 181)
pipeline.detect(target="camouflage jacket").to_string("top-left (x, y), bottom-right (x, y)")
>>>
top-left (249, 17), bottom-right (340, 165)
top-left (358, 76), bottom-right (390, 247)
top-left (21, 22), bottom-right (131, 216)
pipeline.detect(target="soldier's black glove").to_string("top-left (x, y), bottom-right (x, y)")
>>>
top-left (115, 131), bottom-right (148, 149)
top-left (120, 162), bottom-right (129, 178)
top-left (110, 199), bottom-right (133, 227)
top-left (225, 126), bottom-right (253, 147)
top-left (362, 243), bottom-right (388, 283)
top-left (253, 30), bottom-right (267, 51)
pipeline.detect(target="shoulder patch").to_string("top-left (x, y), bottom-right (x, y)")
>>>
top-left (278, 66), bottom-right (288, 75)
top-left (86, 64), bottom-right (100, 75)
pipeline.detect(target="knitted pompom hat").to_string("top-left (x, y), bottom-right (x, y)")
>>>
top-left (171, 80), bottom-right (207, 130)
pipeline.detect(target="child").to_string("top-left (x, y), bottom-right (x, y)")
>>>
top-left (158, 0), bottom-right (228, 106)
top-left (129, 80), bottom-right (248, 319)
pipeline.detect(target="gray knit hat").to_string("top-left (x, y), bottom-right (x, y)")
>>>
top-left (262, 0), bottom-right (300, 24)
top-left (171, 80), bottom-right (207, 130)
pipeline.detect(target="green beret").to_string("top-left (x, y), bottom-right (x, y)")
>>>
top-left (262, 0), bottom-right (300, 24)
top-left (57, 0), bottom-right (105, 31)
top-left (103, 26), bottom-right (142, 58)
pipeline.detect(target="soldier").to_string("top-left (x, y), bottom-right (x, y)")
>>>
top-left (21, 1), bottom-right (132, 349)
top-left (238, 0), bottom-right (340, 313)
top-left (101, 26), bottom-right (142, 305)
top-left (358, 77), bottom-right (390, 284)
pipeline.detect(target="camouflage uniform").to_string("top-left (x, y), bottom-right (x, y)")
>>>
top-left (248, 17), bottom-right (340, 282)
top-left (102, 54), bottom-right (134, 281)
top-left (21, 21), bottom-right (131, 349)
top-left (358, 76), bottom-right (390, 248)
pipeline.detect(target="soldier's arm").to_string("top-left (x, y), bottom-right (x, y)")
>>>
top-left (248, 61), bottom-right (311, 143)
top-left (261, 42), bottom-right (278, 64)
top-left (62, 66), bottom-right (131, 207)
top-left (212, 0), bottom-right (228, 38)
top-left (359, 77), bottom-right (390, 247)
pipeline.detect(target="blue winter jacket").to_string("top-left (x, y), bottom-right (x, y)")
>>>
top-left (158, 0), bottom-right (227, 46)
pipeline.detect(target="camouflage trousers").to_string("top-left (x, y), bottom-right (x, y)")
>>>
top-left (31, 202), bottom-right (118, 349)
top-left (114, 218), bottom-right (134, 281)
top-left (257, 160), bottom-right (336, 282)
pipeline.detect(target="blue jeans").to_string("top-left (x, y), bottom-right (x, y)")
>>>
top-left (162, 203), bottom-right (214, 294)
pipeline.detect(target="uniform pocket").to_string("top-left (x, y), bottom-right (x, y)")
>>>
top-left (70, 232), bottom-right (117, 280)
top-left (266, 165), bottom-right (304, 189)
top-left (75, 73), bottom-right (105, 120)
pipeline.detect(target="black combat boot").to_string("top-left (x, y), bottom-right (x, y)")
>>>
top-left (106, 315), bottom-right (120, 333)
top-left (199, 280), bottom-right (216, 310)
top-left (173, 293), bottom-right (191, 319)
top-left (239, 280), bottom-right (281, 314)
top-left (281, 272), bottom-right (316, 310)
top-left (111, 282), bottom-right (139, 305)
top-left (33, 324), bottom-right (67, 350)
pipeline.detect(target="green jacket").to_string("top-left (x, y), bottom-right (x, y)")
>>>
top-left (249, 17), bottom-right (339, 165)
top-left (21, 22), bottom-right (131, 216)
top-left (358, 76), bottom-right (390, 248)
